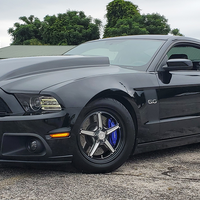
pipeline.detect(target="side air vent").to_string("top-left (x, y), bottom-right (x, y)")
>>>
top-left (0, 98), bottom-right (11, 116)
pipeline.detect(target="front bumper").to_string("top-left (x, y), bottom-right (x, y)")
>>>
top-left (0, 112), bottom-right (75, 164)
top-left (0, 89), bottom-right (79, 164)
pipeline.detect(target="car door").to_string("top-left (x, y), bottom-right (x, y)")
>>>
top-left (157, 42), bottom-right (200, 140)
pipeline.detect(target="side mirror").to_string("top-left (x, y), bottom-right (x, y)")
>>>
top-left (163, 59), bottom-right (193, 71)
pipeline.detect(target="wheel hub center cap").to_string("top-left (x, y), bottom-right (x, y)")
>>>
top-left (98, 131), bottom-right (106, 140)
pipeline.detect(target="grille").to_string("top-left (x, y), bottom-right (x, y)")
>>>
top-left (0, 98), bottom-right (11, 116)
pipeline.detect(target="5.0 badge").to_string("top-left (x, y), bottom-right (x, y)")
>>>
top-left (148, 99), bottom-right (157, 104)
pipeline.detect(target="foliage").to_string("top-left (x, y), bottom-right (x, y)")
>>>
top-left (41, 11), bottom-right (101, 45)
top-left (8, 15), bottom-right (43, 45)
top-left (170, 28), bottom-right (184, 36)
top-left (104, 13), bottom-right (171, 38)
top-left (104, 17), bottom-right (148, 37)
top-left (105, 0), bottom-right (140, 28)
top-left (23, 39), bottom-right (43, 45)
top-left (8, 11), bottom-right (102, 45)
top-left (141, 13), bottom-right (171, 35)
top-left (104, 0), bottom-right (181, 38)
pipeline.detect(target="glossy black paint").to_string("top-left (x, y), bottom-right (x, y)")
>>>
top-left (1, 35), bottom-right (200, 165)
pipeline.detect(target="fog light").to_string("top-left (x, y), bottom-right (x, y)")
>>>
top-left (30, 140), bottom-right (37, 151)
top-left (27, 139), bottom-right (44, 153)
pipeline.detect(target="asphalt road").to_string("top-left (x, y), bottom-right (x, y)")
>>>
top-left (0, 143), bottom-right (200, 200)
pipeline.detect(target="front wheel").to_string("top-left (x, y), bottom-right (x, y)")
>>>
top-left (72, 98), bottom-right (135, 173)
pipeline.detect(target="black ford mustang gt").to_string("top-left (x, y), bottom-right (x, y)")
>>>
top-left (1, 35), bottom-right (200, 173)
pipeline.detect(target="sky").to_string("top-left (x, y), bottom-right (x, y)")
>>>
top-left (0, 0), bottom-right (200, 48)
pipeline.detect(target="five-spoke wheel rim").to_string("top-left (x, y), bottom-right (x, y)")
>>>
top-left (79, 111), bottom-right (122, 160)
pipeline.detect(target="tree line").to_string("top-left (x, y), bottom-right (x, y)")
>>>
top-left (8, 0), bottom-right (183, 46)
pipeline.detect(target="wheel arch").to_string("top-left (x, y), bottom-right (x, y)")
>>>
top-left (86, 89), bottom-right (139, 137)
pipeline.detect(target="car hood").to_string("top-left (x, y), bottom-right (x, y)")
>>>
top-left (0, 56), bottom-right (110, 80)
top-left (0, 56), bottom-right (133, 93)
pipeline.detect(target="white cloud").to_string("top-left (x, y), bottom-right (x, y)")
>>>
top-left (0, 20), bottom-right (15, 47)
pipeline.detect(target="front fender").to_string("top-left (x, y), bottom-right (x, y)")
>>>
top-left (41, 75), bottom-right (129, 109)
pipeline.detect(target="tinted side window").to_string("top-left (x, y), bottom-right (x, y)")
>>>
top-left (167, 45), bottom-right (200, 61)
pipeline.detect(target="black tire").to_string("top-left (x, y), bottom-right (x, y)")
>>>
top-left (72, 98), bottom-right (135, 173)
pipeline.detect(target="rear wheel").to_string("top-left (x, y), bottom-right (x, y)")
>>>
top-left (72, 98), bottom-right (135, 173)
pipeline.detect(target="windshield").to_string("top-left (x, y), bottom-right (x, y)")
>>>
top-left (65, 39), bottom-right (165, 70)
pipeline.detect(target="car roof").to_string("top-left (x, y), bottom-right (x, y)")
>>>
top-left (95, 35), bottom-right (200, 43)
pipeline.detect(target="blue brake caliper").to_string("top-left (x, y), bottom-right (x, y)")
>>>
top-left (108, 118), bottom-right (118, 147)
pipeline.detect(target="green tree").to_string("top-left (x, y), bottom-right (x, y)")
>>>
top-left (8, 11), bottom-right (102, 45)
top-left (105, 0), bottom-right (140, 28)
top-left (23, 39), bottom-right (43, 45)
top-left (104, 0), bottom-right (145, 38)
top-left (41, 11), bottom-right (101, 45)
top-left (8, 15), bottom-right (43, 45)
top-left (104, 0), bottom-right (173, 38)
top-left (141, 13), bottom-right (171, 35)
top-left (104, 17), bottom-right (148, 37)
top-left (171, 28), bottom-right (184, 36)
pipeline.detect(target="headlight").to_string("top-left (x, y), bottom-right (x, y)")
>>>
top-left (15, 94), bottom-right (62, 114)
top-left (40, 97), bottom-right (62, 111)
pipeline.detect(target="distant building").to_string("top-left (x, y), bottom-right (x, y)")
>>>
top-left (0, 45), bottom-right (76, 59)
